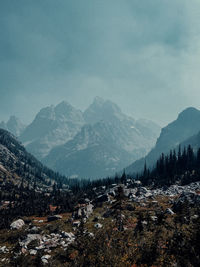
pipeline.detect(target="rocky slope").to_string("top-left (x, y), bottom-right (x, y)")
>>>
top-left (0, 128), bottom-right (66, 189)
top-left (126, 107), bottom-right (200, 174)
top-left (0, 179), bottom-right (200, 266)
top-left (43, 122), bottom-right (134, 179)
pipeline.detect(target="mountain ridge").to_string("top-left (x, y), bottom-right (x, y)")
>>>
top-left (126, 107), bottom-right (200, 174)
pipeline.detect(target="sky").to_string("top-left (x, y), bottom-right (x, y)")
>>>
top-left (1, 0), bottom-right (200, 126)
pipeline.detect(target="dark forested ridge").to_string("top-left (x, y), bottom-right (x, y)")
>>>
top-left (140, 145), bottom-right (200, 186)
top-left (126, 107), bottom-right (200, 175)
top-left (0, 128), bottom-right (68, 188)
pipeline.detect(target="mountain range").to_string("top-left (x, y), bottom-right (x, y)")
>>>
top-left (43, 98), bottom-right (160, 178)
top-left (20, 97), bottom-right (160, 179)
top-left (0, 97), bottom-right (161, 179)
top-left (1, 101), bottom-right (200, 181)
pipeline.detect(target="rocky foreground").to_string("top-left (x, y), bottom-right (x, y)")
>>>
top-left (0, 180), bottom-right (200, 266)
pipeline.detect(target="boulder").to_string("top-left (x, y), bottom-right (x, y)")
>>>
top-left (41, 255), bottom-right (51, 260)
top-left (0, 246), bottom-right (9, 254)
top-left (20, 234), bottom-right (42, 247)
top-left (142, 220), bottom-right (148, 225)
top-left (94, 223), bottom-right (103, 229)
top-left (73, 221), bottom-right (81, 227)
top-left (191, 214), bottom-right (199, 220)
top-left (133, 180), bottom-right (142, 186)
top-left (151, 216), bottom-right (158, 222)
top-left (139, 187), bottom-right (148, 194)
top-left (29, 249), bottom-right (37, 255)
top-left (88, 232), bottom-right (94, 238)
top-left (61, 232), bottom-right (75, 241)
top-left (85, 204), bottom-right (93, 217)
top-left (10, 219), bottom-right (25, 230)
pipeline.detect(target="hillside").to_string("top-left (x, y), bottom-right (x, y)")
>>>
top-left (126, 107), bottom-right (200, 174)
top-left (0, 127), bottom-right (200, 266)
top-left (0, 128), bottom-right (66, 190)
top-left (0, 179), bottom-right (199, 266)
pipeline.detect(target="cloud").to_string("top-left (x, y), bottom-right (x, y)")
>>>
top-left (0, 0), bottom-right (200, 126)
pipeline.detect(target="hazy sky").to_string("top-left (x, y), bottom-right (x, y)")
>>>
top-left (1, 0), bottom-right (200, 126)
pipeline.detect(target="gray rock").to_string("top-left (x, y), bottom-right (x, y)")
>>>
top-left (41, 255), bottom-right (51, 260)
top-left (29, 249), bottom-right (37, 255)
top-left (94, 223), bottom-right (103, 229)
top-left (73, 221), bottom-right (81, 227)
top-left (151, 216), bottom-right (158, 222)
top-left (191, 214), bottom-right (199, 220)
top-left (20, 234), bottom-right (42, 247)
top-left (10, 219), bottom-right (25, 230)
top-left (0, 246), bottom-right (9, 254)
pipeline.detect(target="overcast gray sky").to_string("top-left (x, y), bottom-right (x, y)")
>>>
top-left (1, 0), bottom-right (200, 126)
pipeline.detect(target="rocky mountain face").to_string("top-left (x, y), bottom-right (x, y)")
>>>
top-left (0, 129), bottom-right (65, 189)
top-left (126, 107), bottom-right (200, 174)
top-left (84, 97), bottom-right (160, 154)
top-left (43, 122), bottom-right (133, 179)
top-left (0, 116), bottom-right (26, 137)
top-left (20, 101), bottom-right (85, 159)
top-left (43, 97), bottom-right (160, 179)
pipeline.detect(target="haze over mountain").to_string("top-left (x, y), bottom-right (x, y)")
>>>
top-left (43, 97), bottom-right (161, 179)
top-left (20, 101), bottom-right (85, 159)
top-left (0, 97), bottom-right (162, 179)
top-left (0, 116), bottom-right (26, 137)
top-left (126, 107), bottom-right (200, 174)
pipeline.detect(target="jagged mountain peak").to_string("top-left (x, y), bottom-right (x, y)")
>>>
top-left (90, 96), bottom-right (121, 112)
top-left (55, 101), bottom-right (75, 114)
top-left (84, 97), bottom-right (126, 124)
top-left (20, 102), bottom-right (85, 159)
top-left (36, 105), bottom-right (55, 119)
